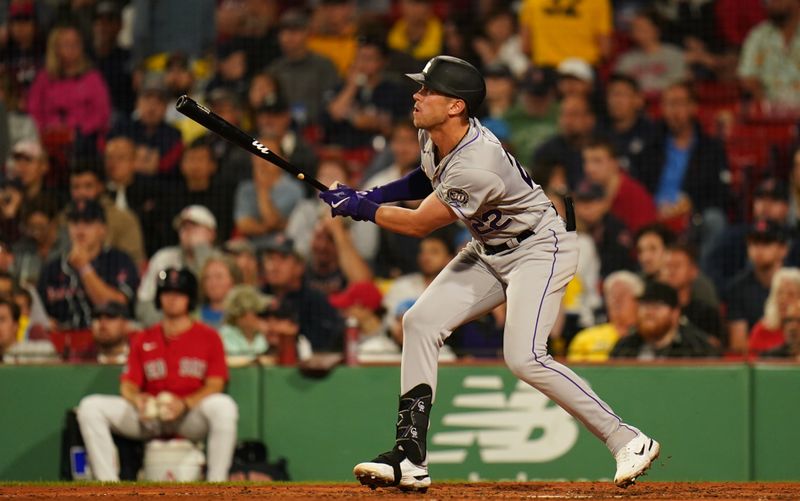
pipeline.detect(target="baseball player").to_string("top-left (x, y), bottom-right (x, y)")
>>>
top-left (319, 56), bottom-right (660, 492)
top-left (76, 268), bottom-right (238, 481)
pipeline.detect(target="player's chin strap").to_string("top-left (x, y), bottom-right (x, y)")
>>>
top-left (563, 195), bottom-right (577, 232)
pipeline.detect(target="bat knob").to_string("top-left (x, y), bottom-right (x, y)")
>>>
top-left (297, 173), bottom-right (305, 180)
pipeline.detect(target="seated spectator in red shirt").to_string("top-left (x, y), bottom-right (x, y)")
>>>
top-left (76, 267), bottom-right (237, 482)
top-left (748, 267), bottom-right (800, 356)
top-left (108, 74), bottom-right (183, 177)
top-left (38, 200), bottom-right (140, 330)
top-left (582, 139), bottom-right (657, 234)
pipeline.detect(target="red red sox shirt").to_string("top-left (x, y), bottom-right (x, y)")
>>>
top-left (122, 322), bottom-right (228, 397)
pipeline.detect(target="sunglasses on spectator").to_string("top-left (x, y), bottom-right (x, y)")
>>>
top-left (12, 152), bottom-right (35, 162)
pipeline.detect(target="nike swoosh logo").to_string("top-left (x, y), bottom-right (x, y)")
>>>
top-left (331, 198), bottom-right (349, 208)
top-left (634, 443), bottom-right (646, 456)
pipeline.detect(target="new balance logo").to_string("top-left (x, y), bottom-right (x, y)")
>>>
top-left (428, 376), bottom-right (578, 464)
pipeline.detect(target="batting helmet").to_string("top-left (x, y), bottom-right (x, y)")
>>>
top-left (155, 267), bottom-right (198, 312)
top-left (406, 56), bottom-right (486, 116)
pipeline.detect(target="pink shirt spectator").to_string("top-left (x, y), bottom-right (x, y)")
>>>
top-left (27, 69), bottom-right (111, 137)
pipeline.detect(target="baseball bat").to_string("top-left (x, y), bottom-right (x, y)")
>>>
top-left (175, 95), bottom-right (327, 192)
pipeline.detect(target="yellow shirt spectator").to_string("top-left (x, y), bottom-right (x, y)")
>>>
top-left (567, 323), bottom-right (621, 362)
top-left (308, 27), bottom-right (358, 77)
top-left (388, 17), bottom-right (443, 61)
top-left (519, 0), bottom-right (612, 67)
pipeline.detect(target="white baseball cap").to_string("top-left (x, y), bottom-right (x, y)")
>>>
top-left (557, 58), bottom-right (594, 83)
top-left (173, 205), bottom-right (217, 230)
top-left (11, 140), bottom-right (45, 159)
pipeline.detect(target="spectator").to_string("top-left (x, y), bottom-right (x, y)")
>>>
top-left (705, 178), bottom-right (799, 292)
top-left (228, 0), bottom-right (281, 76)
top-left (222, 239), bottom-right (261, 288)
top-left (532, 95), bottom-right (596, 189)
top-left (38, 200), bottom-right (139, 330)
top-left (441, 13), bottom-right (482, 69)
top-left (167, 141), bottom-right (235, 244)
top-left (599, 74), bottom-right (661, 176)
top-left (198, 254), bottom-right (242, 330)
top-left (307, 216), bottom-right (374, 295)
top-left (259, 297), bottom-right (312, 360)
top-left (725, 220), bottom-right (790, 354)
top-left (330, 280), bottom-right (400, 361)
top-left (473, 8), bottom-right (529, 79)
top-left (644, 82), bottom-right (729, 240)
top-left (247, 71), bottom-right (282, 118)
top-left (582, 138), bottom-right (657, 234)
top-left (220, 285), bottom-right (271, 358)
top-left (635, 223), bottom-right (675, 282)
top-left (233, 137), bottom-right (304, 247)
top-left (614, 10), bottom-right (687, 97)
top-left (573, 181), bottom-right (636, 278)
top-left (387, 0), bottom-right (443, 62)
top-left (77, 267), bottom-right (237, 482)
top-left (287, 156), bottom-right (376, 261)
top-left (65, 157), bottom-right (146, 267)
top-left (556, 58), bottom-right (595, 101)
top-left (0, 272), bottom-right (12, 298)
top-left (104, 136), bottom-right (162, 256)
top-left (519, 0), bottom-right (612, 67)
top-left (0, 297), bottom-right (20, 361)
top-left (164, 53), bottom-right (204, 144)
top-left (761, 298), bottom-right (800, 359)
top-left (0, 241), bottom-right (13, 280)
top-left (381, 232), bottom-right (454, 331)
top-left (1, 169), bottom-right (27, 244)
top-left (136, 205), bottom-right (216, 326)
top-left (252, 93), bottom-right (319, 193)
top-left (12, 198), bottom-right (66, 287)
top-left (27, 25), bottom-right (111, 149)
top-left (92, 1), bottom-right (134, 117)
top-left (260, 236), bottom-right (344, 352)
top-left (307, 0), bottom-right (359, 76)
top-left (658, 243), bottom-right (724, 345)
top-left (610, 281), bottom-right (718, 359)
top-left (567, 271), bottom-right (644, 362)
top-left (87, 301), bottom-right (132, 364)
top-left (12, 285), bottom-right (48, 344)
top-left (131, 0), bottom-right (216, 63)
top-left (716, 0), bottom-right (766, 49)
top-left (748, 267), bottom-right (800, 356)
top-left (738, 0), bottom-right (800, 106)
top-left (505, 67), bottom-right (558, 169)
top-left (324, 37), bottom-right (407, 148)
top-left (479, 65), bottom-right (516, 142)
top-left (205, 40), bottom-right (249, 99)
top-left (108, 74), bottom-right (184, 177)
top-left (6, 141), bottom-right (53, 204)
top-left (268, 9), bottom-right (341, 126)
top-left (0, 1), bottom-right (44, 102)
top-left (200, 89), bottom-right (251, 186)
top-left (0, 78), bottom-right (40, 151)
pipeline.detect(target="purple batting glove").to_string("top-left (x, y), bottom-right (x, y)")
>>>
top-left (319, 185), bottom-right (379, 222)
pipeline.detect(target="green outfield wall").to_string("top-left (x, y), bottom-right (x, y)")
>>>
top-left (0, 363), bottom-right (797, 481)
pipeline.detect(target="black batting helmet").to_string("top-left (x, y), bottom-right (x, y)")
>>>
top-left (155, 267), bottom-right (198, 311)
top-left (406, 56), bottom-right (486, 116)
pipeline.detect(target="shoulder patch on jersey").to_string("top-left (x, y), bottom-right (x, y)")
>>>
top-left (445, 188), bottom-right (470, 207)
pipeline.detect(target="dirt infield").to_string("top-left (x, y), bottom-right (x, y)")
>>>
top-left (2, 482), bottom-right (799, 500)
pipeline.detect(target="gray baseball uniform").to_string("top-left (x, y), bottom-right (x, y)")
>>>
top-left (402, 118), bottom-right (638, 454)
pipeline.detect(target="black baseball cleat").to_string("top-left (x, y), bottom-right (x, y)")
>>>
top-left (353, 447), bottom-right (431, 493)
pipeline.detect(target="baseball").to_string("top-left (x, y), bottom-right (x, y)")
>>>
top-left (156, 391), bottom-right (177, 421)
top-left (143, 395), bottom-right (158, 420)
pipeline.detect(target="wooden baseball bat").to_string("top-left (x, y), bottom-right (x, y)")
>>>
top-left (175, 95), bottom-right (327, 192)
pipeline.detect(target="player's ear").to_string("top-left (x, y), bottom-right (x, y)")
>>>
top-left (449, 98), bottom-right (466, 118)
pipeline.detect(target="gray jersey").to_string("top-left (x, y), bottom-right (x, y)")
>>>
top-left (419, 118), bottom-right (553, 246)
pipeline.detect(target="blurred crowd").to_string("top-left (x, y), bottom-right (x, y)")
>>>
top-left (1, 0), bottom-right (800, 367)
